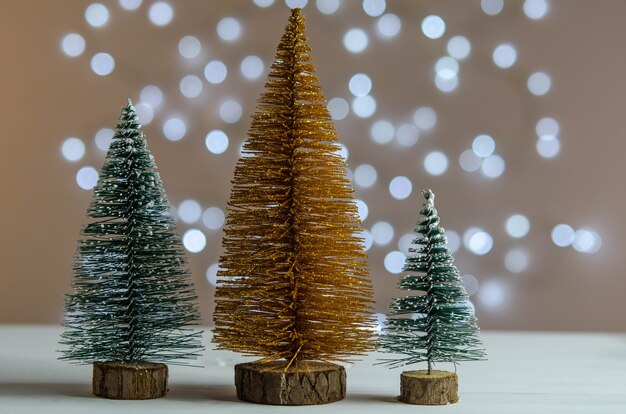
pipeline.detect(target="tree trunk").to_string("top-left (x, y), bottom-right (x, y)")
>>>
top-left (235, 360), bottom-right (345, 405)
top-left (92, 362), bottom-right (168, 399)
top-left (400, 370), bottom-right (458, 405)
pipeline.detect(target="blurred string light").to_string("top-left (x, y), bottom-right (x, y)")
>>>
top-left (377, 14), bottom-right (401, 38)
top-left (61, 138), bottom-right (86, 162)
top-left (397, 233), bottom-right (415, 254)
top-left (178, 199), bottom-right (202, 223)
top-left (384, 251), bottom-right (406, 274)
top-left (148, 2), bottom-right (174, 26)
top-left (216, 17), bottom-right (241, 42)
top-left (362, 0), bottom-right (386, 17)
top-left (370, 120), bottom-right (394, 144)
top-left (203, 207), bottom-right (226, 230)
top-left (481, 0), bottom-right (504, 15)
top-left (317, 0), bottom-right (340, 14)
top-left (285, 0), bottom-right (308, 8)
top-left (219, 100), bottom-right (243, 123)
top-left (388, 176), bottom-right (412, 200)
top-left (424, 151), bottom-right (448, 176)
top-left (139, 85), bottom-right (163, 107)
top-left (76, 166), bottom-right (99, 190)
top-left (360, 230), bottom-right (373, 251)
top-left (206, 263), bottom-right (220, 286)
top-left (527, 71), bottom-right (551, 95)
top-left (240, 55), bottom-right (264, 79)
top-left (478, 279), bottom-right (506, 309)
top-left (343, 28), bottom-right (368, 53)
top-left (371, 221), bottom-right (394, 245)
top-left (421, 15), bottom-right (445, 39)
top-left (134, 102), bottom-right (154, 124)
top-left (179, 75), bottom-right (203, 98)
top-left (506, 214), bottom-right (530, 238)
top-left (481, 154), bottom-right (505, 178)
top-left (464, 227), bottom-right (493, 255)
top-left (396, 124), bottom-right (419, 147)
top-left (205, 130), bottom-right (229, 154)
top-left (535, 117), bottom-right (561, 158)
top-left (90, 53), bottom-right (115, 76)
top-left (459, 150), bottom-right (482, 172)
top-left (524, 0), bottom-right (549, 20)
top-left (413, 107), bottom-right (437, 130)
top-left (472, 134), bottom-right (495, 157)
top-left (504, 249), bottom-right (529, 273)
top-left (354, 164), bottom-right (377, 188)
top-left (85, 3), bottom-right (109, 27)
top-left (462, 274), bottom-right (479, 295)
top-left (447, 36), bottom-right (471, 60)
top-left (355, 199), bottom-right (369, 221)
top-left (94, 128), bottom-right (114, 151)
top-left (551, 224), bottom-right (601, 253)
top-left (327, 97), bottom-right (349, 120)
top-left (178, 36), bottom-right (202, 59)
top-left (118, 0), bottom-right (142, 11)
top-left (182, 229), bottom-right (206, 253)
top-left (352, 95), bottom-right (376, 118)
top-left (61, 34), bottom-right (85, 57)
top-left (551, 224), bottom-right (575, 247)
top-left (253, 0), bottom-right (274, 7)
top-left (493, 43), bottom-right (517, 69)
top-left (349, 73), bottom-right (372, 97)
top-left (163, 117), bottom-right (186, 141)
top-left (204, 60), bottom-right (228, 84)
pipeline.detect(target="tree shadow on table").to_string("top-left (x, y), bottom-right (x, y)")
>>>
top-left (0, 382), bottom-right (92, 399)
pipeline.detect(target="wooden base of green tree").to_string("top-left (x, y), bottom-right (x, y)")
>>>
top-left (400, 370), bottom-right (458, 405)
top-left (234, 360), bottom-right (346, 405)
top-left (92, 362), bottom-right (168, 399)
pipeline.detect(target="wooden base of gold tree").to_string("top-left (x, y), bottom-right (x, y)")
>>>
top-left (400, 370), bottom-right (459, 405)
top-left (92, 362), bottom-right (168, 399)
top-left (234, 360), bottom-right (346, 405)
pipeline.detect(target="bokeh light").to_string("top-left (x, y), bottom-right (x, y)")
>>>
top-left (85, 3), bottom-right (109, 28)
top-left (384, 251), bottom-right (406, 274)
top-left (505, 249), bottom-right (529, 273)
top-left (447, 36), bottom-right (471, 60)
top-left (76, 166), bottom-right (99, 190)
top-left (506, 214), bottom-right (530, 238)
top-left (90, 53), bottom-right (115, 76)
top-left (536, 117), bottom-right (560, 136)
top-left (178, 36), bottom-right (201, 59)
top-left (464, 228), bottom-right (493, 255)
top-left (377, 13), bottom-right (401, 38)
top-left (61, 138), bottom-right (85, 162)
top-left (217, 17), bottom-right (241, 42)
top-left (148, 2), bottom-right (174, 26)
top-left (354, 164), bottom-right (378, 188)
top-left (205, 130), bottom-right (229, 154)
top-left (421, 15), bottom-right (446, 39)
top-left (459, 149), bottom-right (482, 172)
top-left (343, 28), bottom-right (369, 53)
top-left (349, 73), bottom-right (372, 97)
top-left (396, 124), bottom-right (420, 147)
top-left (163, 117), bottom-right (186, 141)
top-left (139, 85), bottom-right (163, 108)
top-left (204, 60), bottom-right (228, 84)
top-left (363, 0), bottom-right (386, 17)
top-left (355, 199), bottom-right (369, 222)
top-left (327, 97), bottom-right (350, 120)
top-left (317, 0), bottom-right (340, 14)
top-left (551, 224), bottom-right (575, 247)
top-left (536, 135), bottom-right (561, 158)
top-left (182, 229), bottom-right (206, 253)
top-left (370, 120), bottom-right (394, 144)
top-left (389, 176), bottom-right (412, 200)
top-left (472, 134), bottom-right (496, 158)
top-left (203, 207), bottom-right (226, 230)
top-left (178, 199), bottom-right (202, 224)
top-left (462, 274), bottom-right (479, 295)
top-left (352, 95), bottom-right (377, 118)
top-left (61, 33), bottom-right (86, 57)
top-left (179, 75), bottom-right (203, 98)
top-left (527, 72), bottom-right (552, 95)
top-left (413, 107), bottom-right (437, 130)
top-left (371, 221), bottom-right (394, 246)
top-left (481, 0), bottom-right (504, 15)
top-left (524, 0), bottom-right (549, 19)
top-left (478, 279), bottom-right (506, 309)
top-left (240, 55), bottom-right (264, 80)
top-left (94, 128), bottom-right (114, 152)
top-left (424, 151), bottom-right (448, 176)
top-left (219, 100), bottom-right (243, 123)
top-left (119, 0), bottom-right (142, 11)
top-left (481, 154), bottom-right (506, 178)
top-left (493, 44), bottom-right (517, 68)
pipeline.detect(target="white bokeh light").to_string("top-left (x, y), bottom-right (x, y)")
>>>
top-left (219, 100), bottom-right (243, 124)
top-left (336, 143), bottom-right (349, 161)
top-left (352, 95), bottom-right (377, 118)
top-left (398, 233), bottom-right (416, 254)
top-left (472, 134), bottom-right (496, 158)
top-left (95, 128), bottom-right (114, 151)
top-left (413, 107), bottom-right (437, 130)
top-left (217, 17), bottom-right (241, 42)
top-left (435, 73), bottom-right (458, 93)
top-left (363, 0), bottom-right (386, 17)
top-left (349, 73), bottom-right (372, 97)
top-left (370, 120), bottom-right (394, 144)
top-left (205, 130), bottom-right (229, 154)
top-left (148, 2), bottom-right (174, 26)
top-left (240, 55), bottom-right (264, 80)
top-left (354, 164), bottom-right (378, 188)
top-left (254, 0), bottom-right (274, 7)
top-left (206, 263), bottom-right (220, 287)
top-left (462, 274), bottom-right (479, 296)
top-left (528, 72), bottom-right (552, 96)
top-left (178, 199), bottom-right (202, 224)
top-left (536, 117), bottom-right (560, 137)
top-left (140, 85), bottom-right (163, 108)
top-left (76, 166), bottom-right (99, 190)
top-left (505, 249), bottom-right (529, 273)
top-left (182, 229), bottom-right (206, 253)
top-left (447, 36), bottom-right (471, 60)
top-left (459, 149), bottom-right (482, 172)
top-left (119, 0), bottom-right (142, 11)
top-left (573, 228), bottom-right (602, 254)
top-left (421, 15), bottom-right (445, 39)
top-left (285, 0), bottom-right (308, 7)
top-left (355, 199), bottom-right (369, 222)
top-left (493, 44), bottom-right (517, 69)
top-left (389, 176), bottom-right (412, 200)
top-left (377, 13), bottom-right (401, 38)
top-left (464, 228), bottom-right (493, 255)
top-left (61, 138), bottom-right (85, 162)
top-left (384, 251), bottom-right (406, 274)
top-left (551, 224), bottom-right (575, 247)
top-left (424, 151), bottom-right (448, 176)
top-left (343, 28), bottom-right (369, 53)
top-left (481, 154), bottom-right (506, 178)
top-left (481, 0), bottom-right (504, 15)
top-left (179, 75), bottom-right (203, 98)
top-left (478, 280), bottom-right (506, 309)
top-left (134, 103), bottom-right (154, 125)
top-left (435, 56), bottom-right (459, 80)
top-left (371, 221), bottom-right (394, 246)
top-left (524, 0), bottom-right (549, 19)
top-left (61, 33), bottom-right (86, 57)
top-left (536, 135), bottom-right (561, 158)
top-left (328, 98), bottom-right (350, 120)
top-left (203, 207), bottom-right (226, 230)
top-left (85, 3), bottom-right (109, 27)
top-left (317, 0), bottom-right (340, 14)
top-left (163, 117), bottom-right (186, 141)
top-left (446, 230), bottom-right (461, 253)
top-left (178, 36), bottom-right (201, 59)
top-left (204, 60), bottom-right (228, 84)
top-left (90, 53), bottom-right (115, 76)
top-left (506, 215), bottom-right (530, 238)
top-left (360, 230), bottom-right (373, 251)
top-left (396, 124), bottom-right (419, 147)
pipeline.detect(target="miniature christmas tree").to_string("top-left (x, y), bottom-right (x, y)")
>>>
top-left (212, 8), bottom-right (375, 405)
top-left (60, 100), bottom-right (202, 400)
top-left (380, 189), bottom-right (485, 405)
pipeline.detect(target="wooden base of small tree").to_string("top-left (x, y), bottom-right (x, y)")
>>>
top-left (234, 360), bottom-right (346, 405)
top-left (92, 362), bottom-right (168, 400)
top-left (400, 370), bottom-right (458, 405)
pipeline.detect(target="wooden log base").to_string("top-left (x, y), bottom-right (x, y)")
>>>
top-left (234, 360), bottom-right (346, 405)
top-left (92, 362), bottom-right (168, 400)
top-left (400, 370), bottom-right (459, 405)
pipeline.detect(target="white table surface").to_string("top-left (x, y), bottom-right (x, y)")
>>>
top-left (0, 326), bottom-right (625, 413)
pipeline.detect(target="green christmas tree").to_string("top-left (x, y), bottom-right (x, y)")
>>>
top-left (380, 189), bottom-right (485, 372)
top-left (60, 100), bottom-right (202, 365)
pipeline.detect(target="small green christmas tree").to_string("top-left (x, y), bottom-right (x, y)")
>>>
top-left (60, 101), bottom-right (202, 398)
top-left (380, 189), bottom-right (485, 404)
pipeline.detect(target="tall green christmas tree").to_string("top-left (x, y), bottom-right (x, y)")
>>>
top-left (60, 101), bottom-right (202, 393)
top-left (380, 189), bottom-right (485, 400)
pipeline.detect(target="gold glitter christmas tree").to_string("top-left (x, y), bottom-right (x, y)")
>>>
top-left (213, 8), bottom-right (375, 368)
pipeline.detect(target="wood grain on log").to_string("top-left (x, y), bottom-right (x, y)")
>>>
top-left (235, 360), bottom-right (346, 405)
top-left (92, 362), bottom-right (168, 400)
top-left (400, 370), bottom-right (459, 405)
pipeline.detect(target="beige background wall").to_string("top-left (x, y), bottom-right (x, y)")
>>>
top-left (1, 0), bottom-right (624, 331)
